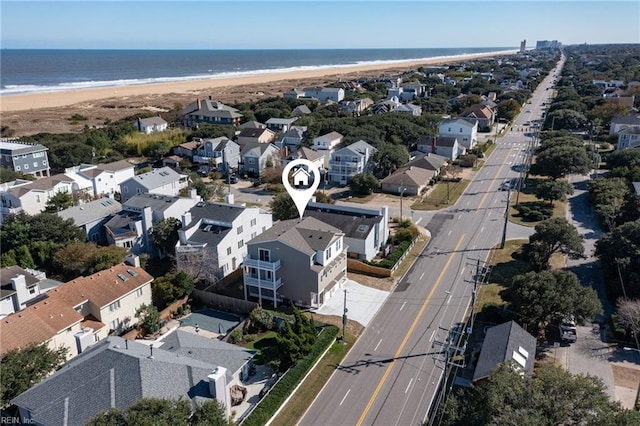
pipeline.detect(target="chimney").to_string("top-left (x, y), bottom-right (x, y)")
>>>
top-left (125, 254), bottom-right (140, 268)
top-left (208, 367), bottom-right (231, 418)
top-left (181, 211), bottom-right (192, 227)
top-left (11, 274), bottom-right (30, 310)
top-left (225, 193), bottom-right (235, 205)
top-left (197, 98), bottom-right (201, 110)
top-left (189, 188), bottom-right (200, 200)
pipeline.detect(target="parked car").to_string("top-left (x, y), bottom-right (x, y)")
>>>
top-left (197, 165), bottom-right (211, 176)
top-left (499, 180), bottom-right (513, 191)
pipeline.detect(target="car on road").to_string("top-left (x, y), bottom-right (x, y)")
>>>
top-left (229, 175), bottom-right (239, 184)
top-left (526, 109), bottom-right (531, 113)
top-left (197, 165), bottom-right (211, 176)
top-left (499, 180), bottom-right (512, 191)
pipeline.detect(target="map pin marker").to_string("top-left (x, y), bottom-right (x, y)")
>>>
top-left (282, 158), bottom-right (321, 219)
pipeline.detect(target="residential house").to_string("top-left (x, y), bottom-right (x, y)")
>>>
top-left (162, 155), bottom-right (183, 169)
top-left (277, 126), bottom-right (307, 150)
top-left (134, 116), bottom-right (168, 134)
top-left (406, 152), bottom-right (448, 173)
top-left (607, 95), bottom-right (635, 109)
top-left (119, 167), bottom-right (189, 202)
top-left (265, 117), bottom-right (298, 133)
top-left (242, 216), bottom-right (347, 308)
top-left (283, 88), bottom-right (306, 99)
top-left (0, 139), bottom-right (50, 178)
top-left (0, 260), bottom-right (153, 360)
top-left (311, 131), bottom-right (343, 151)
top-left (182, 98), bottom-right (243, 126)
top-left (64, 160), bottom-right (135, 198)
top-left (57, 198), bottom-right (122, 243)
top-left (302, 87), bottom-right (345, 102)
top-left (0, 173), bottom-right (76, 218)
top-left (11, 329), bottom-right (255, 425)
top-left (381, 166), bottom-right (435, 196)
top-left (239, 143), bottom-right (280, 176)
top-left (236, 127), bottom-right (276, 146)
top-left (400, 81), bottom-right (425, 97)
top-left (460, 104), bottom-right (495, 131)
top-left (417, 135), bottom-right (462, 160)
top-left (104, 191), bottom-right (200, 254)
top-left (292, 105), bottom-right (312, 116)
top-left (1, 266), bottom-right (45, 317)
top-left (305, 202), bottom-right (389, 261)
top-left (173, 140), bottom-right (202, 160)
top-left (239, 121), bottom-right (267, 130)
top-left (617, 127), bottom-right (640, 150)
top-left (283, 147), bottom-right (326, 173)
top-left (372, 97), bottom-right (401, 114)
top-left (610, 114), bottom-right (640, 135)
top-left (439, 118), bottom-right (478, 150)
top-left (328, 140), bottom-right (377, 185)
top-left (341, 98), bottom-right (373, 115)
top-left (193, 137), bottom-right (240, 172)
top-left (472, 321), bottom-right (537, 382)
top-left (394, 103), bottom-right (422, 116)
top-left (176, 201), bottom-right (273, 280)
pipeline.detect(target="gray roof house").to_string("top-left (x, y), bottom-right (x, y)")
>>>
top-left (183, 98), bottom-right (243, 126)
top-left (610, 114), bottom-right (640, 135)
top-left (243, 216), bottom-right (347, 308)
top-left (417, 135), bottom-right (462, 160)
top-left (0, 266), bottom-right (44, 317)
top-left (328, 140), bottom-right (377, 184)
top-left (305, 202), bottom-right (389, 261)
top-left (472, 321), bottom-right (537, 382)
top-left (239, 121), bottom-right (267, 129)
top-left (406, 152), bottom-right (448, 172)
top-left (134, 116), bottom-right (168, 134)
top-left (277, 126), bottom-right (307, 150)
top-left (0, 139), bottom-right (50, 178)
top-left (265, 117), bottom-right (299, 133)
top-left (119, 167), bottom-right (189, 202)
top-left (193, 137), bottom-right (240, 171)
top-left (11, 330), bottom-right (255, 424)
top-left (239, 143), bottom-right (280, 176)
top-left (381, 165), bottom-right (436, 196)
top-left (57, 198), bottom-right (122, 244)
top-left (292, 105), bottom-right (312, 116)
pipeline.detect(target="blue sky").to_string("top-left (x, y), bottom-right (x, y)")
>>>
top-left (1, 1), bottom-right (638, 49)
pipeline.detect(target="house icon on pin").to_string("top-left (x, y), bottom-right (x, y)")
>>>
top-left (292, 167), bottom-right (311, 187)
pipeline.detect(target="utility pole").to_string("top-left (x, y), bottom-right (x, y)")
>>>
top-left (342, 289), bottom-right (348, 341)
top-left (500, 186), bottom-right (511, 249)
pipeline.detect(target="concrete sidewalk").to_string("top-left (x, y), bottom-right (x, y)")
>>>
top-left (314, 279), bottom-right (389, 327)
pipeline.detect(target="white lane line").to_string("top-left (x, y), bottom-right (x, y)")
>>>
top-left (480, 226), bottom-right (484, 233)
top-left (466, 201), bottom-right (470, 206)
top-left (340, 389), bottom-right (351, 406)
top-left (415, 217), bottom-right (422, 225)
top-left (405, 378), bottom-right (414, 394)
top-left (471, 246), bottom-right (475, 251)
top-left (400, 301), bottom-right (407, 311)
top-left (447, 230), bottom-right (452, 236)
top-left (458, 214), bottom-right (462, 220)
top-left (420, 272), bottom-right (425, 280)
top-left (460, 267), bottom-right (465, 275)
top-left (374, 339), bottom-right (383, 351)
top-left (429, 330), bottom-right (436, 342)
top-left (447, 294), bottom-right (452, 305)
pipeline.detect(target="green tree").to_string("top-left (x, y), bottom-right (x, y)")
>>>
top-left (150, 217), bottom-right (182, 258)
top-left (595, 220), bottom-right (640, 300)
top-left (14, 245), bottom-right (35, 269)
top-left (313, 190), bottom-right (334, 204)
top-left (269, 192), bottom-right (298, 221)
top-left (54, 241), bottom-right (100, 275)
top-left (275, 305), bottom-right (317, 370)
top-left (504, 270), bottom-right (602, 331)
top-left (535, 179), bottom-right (574, 205)
top-left (522, 218), bottom-right (584, 271)
top-left (373, 143), bottom-right (409, 178)
top-left (1, 343), bottom-right (68, 407)
top-left (349, 173), bottom-right (379, 196)
top-left (531, 145), bottom-right (592, 179)
top-left (496, 99), bottom-right (520, 120)
top-left (91, 245), bottom-right (128, 271)
top-left (123, 398), bottom-right (190, 426)
top-left (151, 271), bottom-right (195, 310)
top-left (545, 109), bottom-right (588, 131)
top-left (191, 400), bottom-right (231, 426)
top-left (44, 191), bottom-right (74, 213)
top-left (135, 304), bottom-right (161, 336)
top-left (0, 168), bottom-right (34, 184)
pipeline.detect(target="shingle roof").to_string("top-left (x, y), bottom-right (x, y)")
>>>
top-left (11, 331), bottom-right (254, 426)
top-left (124, 167), bottom-right (185, 191)
top-left (138, 116), bottom-right (167, 126)
top-left (57, 198), bottom-right (122, 226)
top-left (248, 217), bottom-right (342, 255)
top-left (11, 174), bottom-right (74, 197)
top-left (237, 127), bottom-right (274, 139)
top-left (611, 115), bottom-right (640, 125)
top-left (333, 140), bottom-right (376, 157)
top-left (406, 153), bottom-right (448, 171)
top-left (0, 139), bottom-right (49, 156)
top-left (461, 104), bottom-right (493, 120)
top-left (472, 320), bottom-right (537, 381)
top-left (266, 117), bottom-right (299, 125)
top-left (381, 166), bottom-right (435, 187)
top-left (298, 147), bottom-right (325, 162)
top-left (240, 142), bottom-right (279, 157)
top-left (304, 207), bottom-right (381, 239)
top-left (1, 266), bottom-right (41, 299)
top-left (239, 121), bottom-right (267, 129)
top-left (123, 193), bottom-right (185, 212)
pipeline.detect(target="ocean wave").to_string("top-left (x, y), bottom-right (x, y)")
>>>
top-left (0, 49), bottom-right (516, 96)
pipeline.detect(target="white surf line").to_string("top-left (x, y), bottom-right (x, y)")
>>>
top-left (400, 301), bottom-right (407, 311)
top-left (420, 272), bottom-right (425, 280)
top-left (374, 338), bottom-right (383, 352)
top-left (405, 378), bottom-right (414, 394)
top-left (340, 389), bottom-right (351, 406)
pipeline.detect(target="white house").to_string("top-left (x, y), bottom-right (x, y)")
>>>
top-left (0, 266), bottom-right (46, 318)
top-left (312, 131), bottom-right (343, 151)
top-left (394, 103), bottom-right (422, 116)
top-left (175, 201), bottom-right (273, 281)
top-left (329, 140), bottom-right (377, 185)
top-left (240, 143), bottom-right (280, 176)
top-left (119, 167), bottom-right (189, 202)
top-left (58, 198), bottom-right (122, 243)
top-left (64, 160), bottom-right (135, 198)
top-left (0, 174), bottom-right (76, 218)
top-left (134, 116), bottom-right (168, 134)
top-left (302, 87), bottom-right (345, 102)
top-left (617, 127), bottom-right (640, 150)
top-left (277, 126), bottom-right (307, 150)
top-left (418, 135), bottom-right (462, 161)
top-left (438, 118), bottom-right (478, 150)
top-left (610, 115), bottom-right (640, 135)
top-left (283, 147), bottom-right (326, 172)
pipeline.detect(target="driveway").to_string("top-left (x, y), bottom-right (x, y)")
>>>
top-left (313, 279), bottom-right (389, 327)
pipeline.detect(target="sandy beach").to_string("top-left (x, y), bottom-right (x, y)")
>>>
top-left (0, 50), bottom-right (516, 135)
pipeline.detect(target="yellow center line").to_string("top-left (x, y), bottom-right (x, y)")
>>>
top-left (476, 146), bottom-right (514, 210)
top-left (355, 234), bottom-right (466, 426)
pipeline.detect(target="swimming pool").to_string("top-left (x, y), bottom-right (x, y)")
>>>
top-left (179, 309), bottom-right (243, 334)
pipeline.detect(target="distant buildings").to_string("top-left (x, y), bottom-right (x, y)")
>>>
top-left (535, 40), bottom-right (562, 50)
top-left (134, 116), bottom-right (167, 134)
top-left (520, 40), bottom-right (526, 53)
top-left (0, 139), bottom-right (50, 178)
top-left (182, 98), bottom-right (243, 126)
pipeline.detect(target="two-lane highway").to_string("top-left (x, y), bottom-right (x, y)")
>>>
top-left (299, 59), bottom-right (562, 426)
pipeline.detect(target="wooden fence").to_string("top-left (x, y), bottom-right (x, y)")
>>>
top-left (347, 259), bottom-right (392, 277)
top-left (192, 289), bottom-right (258, 316)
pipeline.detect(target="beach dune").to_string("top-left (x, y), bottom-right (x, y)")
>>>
top-left (0, 50), bottom-right (517, 113)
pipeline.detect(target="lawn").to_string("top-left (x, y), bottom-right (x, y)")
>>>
top-left (411, 179), bottom-right (470, 210)
top-left (509, 177), bottom-right (567, 226)
top-left (244, 331), bottom-right (279, 365)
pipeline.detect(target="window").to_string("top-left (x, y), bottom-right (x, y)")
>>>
top-left (33, 162), bottom-right (38, 167)
top-left (23, 164), bottom-right (29, 170)
top-left (227, 247), bottom-right (232, 255)
top-left (250, 218), bottom-right (256, 227)
top-left (237, 226), bottom-right (243, 234)
top-left (259, 249), bottom-right (270, 262)
top-left (15, 166), bottom-right (20, 171)
top-left (123, 187), bottom-right (129, 193)
top-left (109, 300), bottom-right (121, 312)
top-left (238, 240), bottom-right (244, 249)
top-left (28, 286), bottom-right (36, 295)
top-left (35, 195), bottom-right (41, 203)
top-left (135, 288), bottom-right (143, 298)
top-left (251, 232), bottom-right (256, 239)
top-left (110, 319), bottom-right (121, 331)
top-left (75, 304), bottom-right (83, 313)
top-left (42, 160), bottom-right (47, 166)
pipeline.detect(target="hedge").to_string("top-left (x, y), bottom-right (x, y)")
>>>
top-left (242, 325), bottom-right (339, 426)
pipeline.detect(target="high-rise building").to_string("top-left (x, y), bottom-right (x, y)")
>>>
top-left (520, 40), bottom-right (526, 53)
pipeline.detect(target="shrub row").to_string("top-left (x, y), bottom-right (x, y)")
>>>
top-left (366, 239), bottom-right (412, 269)
top-left (242, 325), bottom-right (339, 426)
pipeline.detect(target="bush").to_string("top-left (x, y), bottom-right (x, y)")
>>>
top-left (242, 326), bottom-right (338, 426)
top-left (229, 329), bottom-right (243, 344)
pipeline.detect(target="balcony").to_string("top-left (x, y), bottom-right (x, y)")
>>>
top-left (243, 257), bottom-right (281, 271)
top-left (243, 276), bottom-right (283, 290)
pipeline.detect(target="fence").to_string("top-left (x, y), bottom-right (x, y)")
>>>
top-left (202, 268), bottom-right (243, 291)
top-left (390, 237), bottom-right (419, 273)
top-left (192, 289), bottom-right (258, 316)
top-left (347, 259), bottom-right (392, 277)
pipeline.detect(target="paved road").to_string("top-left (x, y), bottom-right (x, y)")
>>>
top-left (298, 61), bottom-right (563, 426)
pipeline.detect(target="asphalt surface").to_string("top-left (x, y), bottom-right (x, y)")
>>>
top-left (298, 60), bottom-right (564, 426)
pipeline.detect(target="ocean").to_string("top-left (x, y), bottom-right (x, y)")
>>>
top-left (0, 47), bottom-right (514, 96)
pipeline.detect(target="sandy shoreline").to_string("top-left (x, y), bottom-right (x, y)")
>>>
top-left (0, 50), bottom-right (517, 113)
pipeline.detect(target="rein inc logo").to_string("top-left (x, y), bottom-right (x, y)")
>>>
top-left (282, 159), bottom-right (321, 219)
